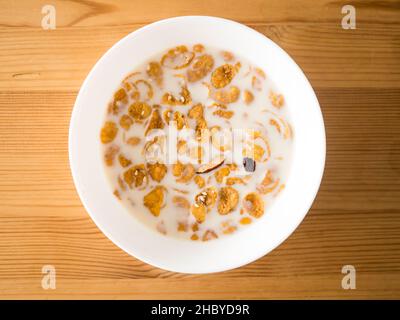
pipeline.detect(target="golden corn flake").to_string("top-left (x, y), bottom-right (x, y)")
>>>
top-left (145, 109), bottom-right (164, 136)
top-left (146, 61), bottom-right (163, 86)
top-left (172, 187), bottom-right (189, 194)
top-left (243, 131), bottom-right (271, 162)
top-left (255, 67), bottom-right (266, 79)
top-left (261, 170), bottom-right (273, 185)
top-left (123, 164), bottom-right (148, 188)
top-left (128, 102), bottom-right (151, 121)
top-left (191, 234), bottom-right (199, 241)
top-left (177, 222), bottom-right (188, 232)
top-left (218, 187), bottom-right (239, 215)
top-left (113, 189), bottom-right (121, 199)
top-left (172, 195), bottom-right (190, 209)
top-left (110, 88), bottom-right (128, 114)
top-left (118, 176), bottom-right (126, 191)
top-left (177, 140), bottom-right (188, 155)
top-left (247, 144), bottom-right (265, 162)
top-left (269, 91), bottom-right (284, 108)
top-left (234, 62), bottom-right (241, 72)
top-left (104, 145), bottom-right (119, 166)
top-left (212, 86), bottom-right (240, 104)
top-left (133, 79), bottom-right (154, 101)
top-left (202, 230), bottom-right (218, 241)
top-left (225, 177), bottom-right (246, 186)
top-left (161, 45), bottom-right (194, 69)
top-left (172, 161), bottom-right (184, 177)
top-left (214, 167), bottom-right (230, 184)
top-left (173, 111), bottom-right (187, 130)
top-left (243, 90), bottom-right (254, 105)
top-left (162, 86), bottom-right (192, 106)
top-left (221, 220), bottom-right (237, 234)
top-left (264, 111), bottom-right (292, 139)
top-left (193, 44), bottom-right (204, 53)
top-left (119, 114), bottom-right (133, 131)
top-left (100, 121), bottom-right (118, 144)
top-left (257, 170), bottom-right (280, 195)
top-left (118, 154), bottom-right (132, 168)
top-left (211, 64), bottom-right (236, 88)
top-left (213, 109), bottom-right (234, 119)
top-left (187, 54), bottom-right (214, 82)
top-left (194, 175), bottom-right (205, 188)
top-left (239, 217), bottom-right (252, 225)
top-left (143, 186), bottom-right (166, 217)
top-left (274, 183), bottom-right (285, 197)
top-left (176, 164), bottom-right (195, 184)
top-left (226, 163), bottom-right (238, 171)
top-left (192, 223), bottom-right (199, 232)
top-left (269, 118), bottom-right (281, 133)
top-left (126, 136), bottom-right (141, 146)
top-left (114, 88), bottom-right (127, 101)
top-left (163, 109), bottom-right (172, 124)
top-left (147, 162), bottom-right (167, 182)
top-left (208, 102), bottom-right (227, 109)
top-left (221, 51), bottom-right (234, 61)
top-left (195, 117), bottom-right (209, 142)
top-left (252, 76), bottom-right (262, 91)
top-left (243, 192), bottom-right (264, 218)
top-left (188, 103), bottom-right (204, 120)
top-left (195, 187), bottom-right (218, 211)
top-left (191, 202), bottom-right (206, 223)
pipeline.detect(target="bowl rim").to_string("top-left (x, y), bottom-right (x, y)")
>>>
top-left (69, 15), bottom-right (326, 274)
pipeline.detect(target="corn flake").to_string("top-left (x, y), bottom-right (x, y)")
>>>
top-left (217, 187), bottom-right (239, 215)
top-left (202, 230), bottom-right (218, 241)
top-left (194, 175), bottom-right (206, 188)
top-left (101, 121), bottom-right (118, 144)
top-left (187, 54), bottom-right (214, 82)
top-left (118, 154), bottom-right (132, 168)
top-left (123, 164), bottom-right (148, 189)
top-left (161, 45), bottom-right (194, 69)
top-left (104, 145), bottom-right (119, 166)
top-left (147, 162), bottom-right (167, 182)
top-left (128, 102), bottom-right (151, 121)
top-left (146, 61), bottom-right (163, 86)
top-left (188, 103), bottom-right (204, 120)
top-left (172, 196), bottom-right (190, 209)
top-left (143, 186), bottom-right (166, 217)
top-left (119, 114), bottom-right (133, 131)
top-left (145, 109), bottom-right (164, 136)
top-left (243, 192), bottom-right (264, 218)
top-left (211, 64), bottom-right (236, 89)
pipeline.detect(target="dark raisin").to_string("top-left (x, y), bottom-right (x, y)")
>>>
top-left (243, 157), bottom-right (256, 172)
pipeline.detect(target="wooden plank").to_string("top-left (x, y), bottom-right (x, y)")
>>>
top-left (0, 23), bottom-right (399, 90)
top-left (1, 273), bottom-right (400, 299)
top-left (1, 0), bottom-right (399, 27)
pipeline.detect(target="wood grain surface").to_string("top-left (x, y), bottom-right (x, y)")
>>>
top-left (0, 0), bottom-right (399, 299)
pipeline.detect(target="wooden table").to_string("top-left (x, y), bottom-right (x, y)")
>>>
top-left (0, 0), bottom-right (399, 299)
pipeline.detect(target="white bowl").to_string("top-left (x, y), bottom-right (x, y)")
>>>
top-left (69, 16), bottom-right (326, 274)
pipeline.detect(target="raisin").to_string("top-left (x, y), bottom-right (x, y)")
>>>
top-left (243, 157), bottom-right (256, 172)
